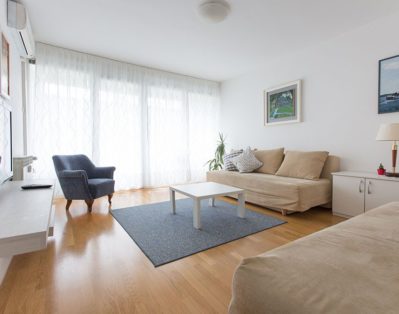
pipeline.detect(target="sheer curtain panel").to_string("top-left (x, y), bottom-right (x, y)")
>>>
top-left (29, 43), bottom-right (220, 191)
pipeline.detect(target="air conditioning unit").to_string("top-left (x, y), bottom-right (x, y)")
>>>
top-left (7, 0), bottom-right (35, 59)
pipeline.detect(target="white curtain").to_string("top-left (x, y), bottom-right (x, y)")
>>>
top-left (29, 43), bottom-right (220, 191)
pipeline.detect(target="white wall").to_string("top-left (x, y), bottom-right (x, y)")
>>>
top-left (221, 12), bottom-right (399, 172)
top-left (0, 0), bottom-right (24, 157)
top-left (0, 0), bottom-right (24, 284)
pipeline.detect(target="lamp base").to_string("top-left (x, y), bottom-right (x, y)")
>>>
top-left (385, 172), bottom-right (399, 177)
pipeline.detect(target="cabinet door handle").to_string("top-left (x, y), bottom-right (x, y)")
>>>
top-left (368, 181), bottom-right (372, 194)
top-left (359, 179), bottom-right (364, 193)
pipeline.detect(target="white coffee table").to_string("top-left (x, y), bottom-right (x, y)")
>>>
top-left (169, 182), bottom-right (246, 229)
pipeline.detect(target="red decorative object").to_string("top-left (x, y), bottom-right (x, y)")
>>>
top-left (377, 168), bottom-right (386, 175)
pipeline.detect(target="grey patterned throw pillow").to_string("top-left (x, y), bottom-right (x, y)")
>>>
top-left (223, 149), bottom-right (243, 171)
top-left (231, 147), bottom-right (263, 173)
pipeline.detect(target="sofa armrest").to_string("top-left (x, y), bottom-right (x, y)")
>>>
top-left (92, 166), bottom-right (116, 179)
top-left (56, 170), bottom-right (92, 200)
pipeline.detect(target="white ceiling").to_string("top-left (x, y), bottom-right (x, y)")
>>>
top-left (22, 0), bottom-right (399, 81)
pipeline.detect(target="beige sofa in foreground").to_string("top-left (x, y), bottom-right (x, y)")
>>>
top-left (207, 155), bottom-right (340, 215)
top-left (229, 202), bottom-right (399, 313)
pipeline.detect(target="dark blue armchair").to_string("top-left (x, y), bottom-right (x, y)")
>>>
top-left (52, 154), bottom-right (116, 212)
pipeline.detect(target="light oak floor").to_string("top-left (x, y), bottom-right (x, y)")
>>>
top-left (0, 188), bottom-right (345, 314)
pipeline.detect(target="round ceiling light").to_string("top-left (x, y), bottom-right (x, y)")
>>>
top-left (198, 0), bottom-right (231, 24)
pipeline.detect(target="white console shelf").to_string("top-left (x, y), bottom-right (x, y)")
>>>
top-left (332, 171), bottom-right (399, 218)
top-left (0, 179), bottom-right (55, 282)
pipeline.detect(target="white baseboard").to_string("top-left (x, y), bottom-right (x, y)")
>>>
top-left (0, 257), bottom-right (12, 285)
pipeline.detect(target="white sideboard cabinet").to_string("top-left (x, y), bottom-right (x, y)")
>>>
top-left (0, 179), bottom-right (55, 284)
top-left (332, 171), bottom-right (399, 217)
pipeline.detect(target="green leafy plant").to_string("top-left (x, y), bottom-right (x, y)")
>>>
top-left (379, 163), bottom-right (385, 170)
top-left (205, 133), bottom-right (226, 171)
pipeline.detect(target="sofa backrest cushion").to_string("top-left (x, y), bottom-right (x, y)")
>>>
top-left (320, 155), bottom-right (340, 180)
top-left (254, 148), bottom-right (284, 174)
top-left (53, 154), bottom-right (96, 177)
top-left (275, 150), bottom-right (329, 180)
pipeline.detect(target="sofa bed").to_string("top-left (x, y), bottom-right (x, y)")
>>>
top-left (207, 148), bottom-right (340, 215)
top-left (229, 202), bottom-right (399, 313)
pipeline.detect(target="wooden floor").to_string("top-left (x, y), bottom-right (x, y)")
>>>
top-left (0, 188), bottom-right (345, 314)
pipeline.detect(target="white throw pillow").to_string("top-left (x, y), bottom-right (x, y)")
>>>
top-left (223, 149), bottom-right (243, 171)
top-left (231, 147), bottom-right (263, 173)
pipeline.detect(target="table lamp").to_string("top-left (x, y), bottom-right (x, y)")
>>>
top-left (376, 123), bottom-right (399, 177)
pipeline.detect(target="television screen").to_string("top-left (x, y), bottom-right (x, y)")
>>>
top-left (0, 101), bottom-right (12, 183)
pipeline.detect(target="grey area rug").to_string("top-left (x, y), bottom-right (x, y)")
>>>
top-left (111, 198), bottom-right (286, 267)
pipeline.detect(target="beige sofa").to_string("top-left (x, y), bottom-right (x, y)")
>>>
top-left (229, 202), bottom-right (399, 313)
top-left (207, 154), bottom-right (340, 215)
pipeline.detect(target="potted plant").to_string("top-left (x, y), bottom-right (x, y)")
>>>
top-left (377, 163), bottom-right (386, 175)
top-left (205, 133), bottom-right (226, 171)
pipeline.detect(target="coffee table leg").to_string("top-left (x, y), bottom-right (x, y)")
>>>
top-left (193, 198), bottom-right (201, 229)
top-left (170, 188), bottom-right (176, 214)
top-left (208, 197), bottom-right (215, 207)
top-left (237, 192), bottom-right (246, 218)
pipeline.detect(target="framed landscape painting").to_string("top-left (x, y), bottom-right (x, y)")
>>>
top-left (0, 33), bottom-right (10, 98)
top-left (264, 80), bottom-right (301, 126)
top-left (379, 55), bottom-right (399, 114)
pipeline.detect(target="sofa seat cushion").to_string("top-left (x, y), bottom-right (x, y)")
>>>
top-left (87, 178), bottom-right (115, 199)
top-left (207, 170), bottom-right (330, 211)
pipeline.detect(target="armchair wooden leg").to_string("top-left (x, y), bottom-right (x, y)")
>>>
top-left (66, 199), bottom-right (72, 210)
top-left (108, 194), bottom-right (113, 205)
top-left (281, 209), bottom-right (288, 216)
top-left (85, 199), bottom-right (94, 212)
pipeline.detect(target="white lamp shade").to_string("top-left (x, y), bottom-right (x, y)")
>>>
top-left (198, 0), bottom-right (231, 23)
top-left (376, 123), bottom-right (399, 141)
